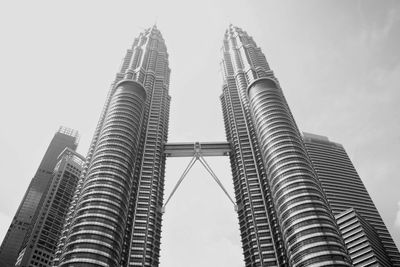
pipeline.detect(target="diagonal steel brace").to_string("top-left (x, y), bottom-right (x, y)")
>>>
top-left (162, 142), bottom-right (237, 213)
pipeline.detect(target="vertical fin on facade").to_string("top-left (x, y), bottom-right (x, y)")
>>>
top-left (220, 25), bottom-right (286, 266)
top-left (55, 26), bottom-right (170, 267)
top-left (221, 25), bottom-right (352, 266)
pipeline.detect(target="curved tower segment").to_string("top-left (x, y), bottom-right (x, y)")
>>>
top-left (59, 81), bottom-right (146, 266)
top-left (220, 25), bottom-right (286, 267)
top-left (124, 26), bottom-right (170, 266)
top-left (55, 26), bottom-right (170, 267)
top-left (220, 25), bottom-right (350, 266)
top-left (247, 78), bottom-right (349, 266)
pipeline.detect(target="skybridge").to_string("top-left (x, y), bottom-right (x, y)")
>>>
top-left (162, 142), bottom-right (236, 213)
top-left (164, 142), bottom-right (231, 157)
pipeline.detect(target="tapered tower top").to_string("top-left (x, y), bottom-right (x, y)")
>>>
top-left (118, 25), bottom-right (170, 87)
top-left (221, 25), bottom-right (272, 84)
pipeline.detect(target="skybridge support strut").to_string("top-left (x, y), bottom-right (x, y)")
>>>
top-left (162, 156), bottom-right (196, 213)
top-left (162, 142), bottom-right (237, 213)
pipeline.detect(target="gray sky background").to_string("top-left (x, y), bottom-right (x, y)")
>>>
top-left (0, 1), bottom-right (399, 266)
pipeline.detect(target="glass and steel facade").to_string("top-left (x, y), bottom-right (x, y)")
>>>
top-left (15, 148), bottom-right (84, 267)
top-left (220, 26), bottom-right (285, 267)
top-left (55, 26), bottom-right (170, 267)
top-left (303, 132), bottom-right (400, 266)
top-left (126, 27), bottom-right (170, 266)
top-left (220, 25), bottom-right (350, 266)
top-left (59, 81), bottom-right (147, 266)
top-left (336, 208), bottom-right (392, 266)
top-left (13, 24), bottom-right (394, 267)
top-left (0, 127), bottom-right (79, 267)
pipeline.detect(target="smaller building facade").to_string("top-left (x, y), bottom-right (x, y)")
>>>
top-left (0, 127), bottom-right (79, 267)
top-left (336, 208), bottom-right (392, 266)
top-left (15, 148), bottom-right (84, 267)
top-left (303, 132), bottom-right (400, 266)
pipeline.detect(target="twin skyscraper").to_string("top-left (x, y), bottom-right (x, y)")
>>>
top-left (1, 25), bottom-right (399, 267)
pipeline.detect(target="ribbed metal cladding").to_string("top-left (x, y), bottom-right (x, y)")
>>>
top-left (58, 80), bottom-right (146, 267)
top-left (124, 26), bottom-right (170, 266)
top-left (54, 26), bottom-right (170, 267)
top-left (220, 25), bottom-right (287, 266)
top-left (54, 45), bottom-right (132, 266)
top-left (247, 78), bottom-right (350, 266)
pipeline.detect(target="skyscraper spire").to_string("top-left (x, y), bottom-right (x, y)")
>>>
top-left (220, 25), bottom-right (350, 266)
top-left (55, 26), bottom-right (170, 267)
top-left (30, 23), bottom-right (399, 267)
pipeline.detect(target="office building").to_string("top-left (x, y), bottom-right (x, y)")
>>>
top-left (220, 25), bottom-right (350, 266)
top-left (0, 127), bottom-right (79, 267)
top-left (303, 132), bottom-right (400, 266)
top-left (15, 148), bottom-right (84, 267)
top-left (56, 25), bottom-right (170, 267)
top-left (38, 25), bottom-right (399, 267)
top-left (336, 208), bottom-right (392, 266)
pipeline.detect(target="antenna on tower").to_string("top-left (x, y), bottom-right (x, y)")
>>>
top-left (153, 17), bottom-right (158, 29)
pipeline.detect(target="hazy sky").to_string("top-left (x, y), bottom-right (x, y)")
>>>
top-left (0, 1), bottom-right (399, 266)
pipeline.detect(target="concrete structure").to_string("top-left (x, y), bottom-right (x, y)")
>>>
top-left (0, 127), bottom-right (79, 267)
top-left (303, 132), bottom-right (400, 266)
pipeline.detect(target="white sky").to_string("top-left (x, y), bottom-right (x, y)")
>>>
top-left (0, 1), bottom-right (399, 266)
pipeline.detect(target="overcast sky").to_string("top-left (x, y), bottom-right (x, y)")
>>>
top-left (0, 1), bottom-right (399, 266)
